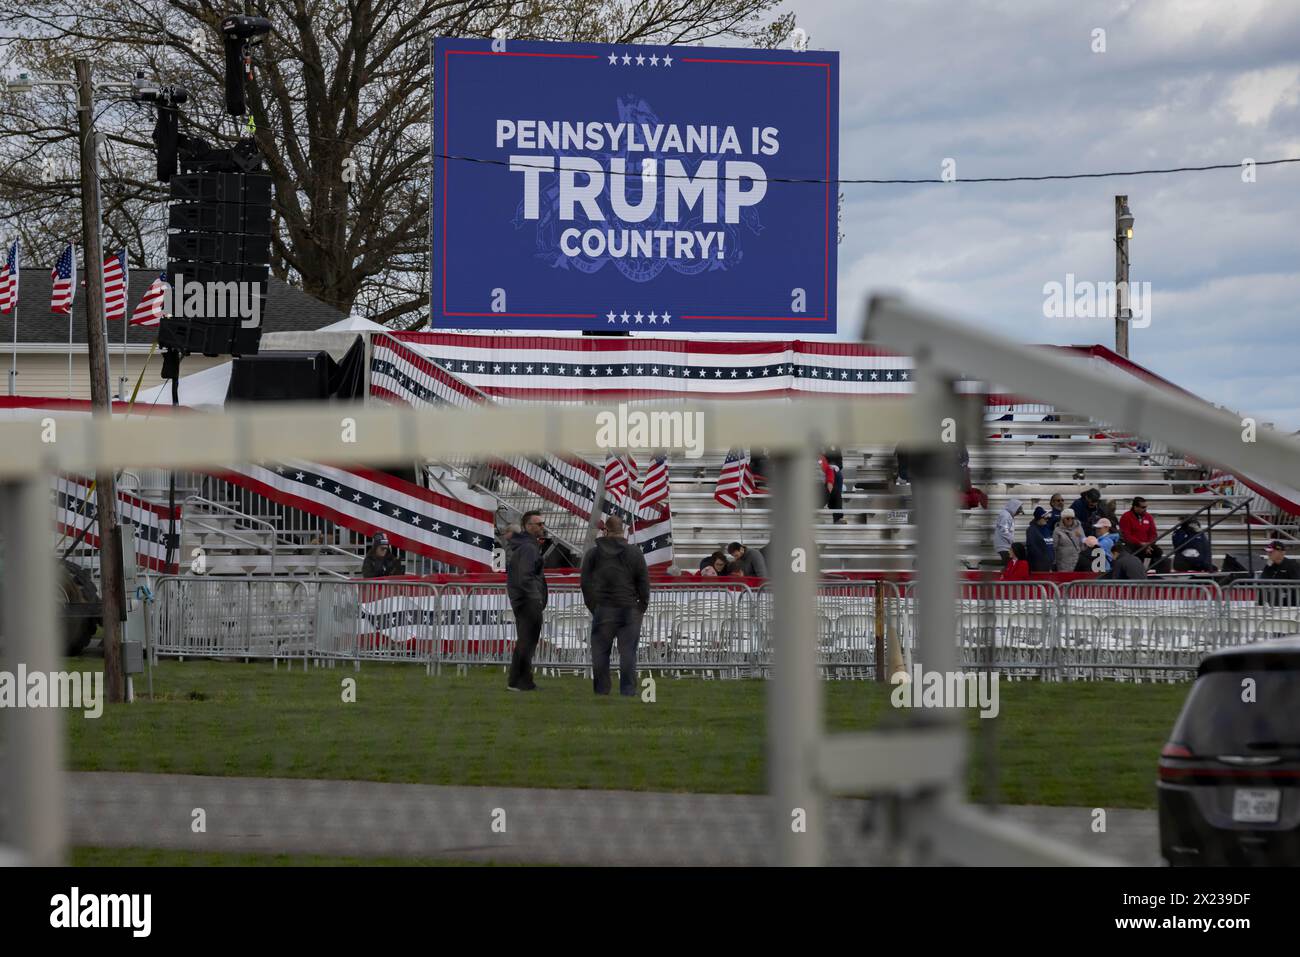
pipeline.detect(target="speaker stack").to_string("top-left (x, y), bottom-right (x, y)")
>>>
top-left (161, 163), bottom-right (273, 357)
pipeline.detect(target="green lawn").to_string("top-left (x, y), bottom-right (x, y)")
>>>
top-left (65, 660), bottom-right (1189, 809)
top-left (70, 847), bottom-right (518, 867)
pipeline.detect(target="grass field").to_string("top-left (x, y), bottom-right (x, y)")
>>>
top-left (63, 659), bottom-right (1188, 809)
top-left (69, 847), bottom-right (522, 867)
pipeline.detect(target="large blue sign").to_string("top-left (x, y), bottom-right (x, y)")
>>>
top-left (430, 38), bottom-right (839, 334)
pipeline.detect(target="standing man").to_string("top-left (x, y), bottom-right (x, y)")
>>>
top-left (727, 541), bottom-right (768, 578)
top-left (506, 510), bottom-right (549, 692)
top-left (1119, 496), bottom-right (1162, 568)
top-left (581, 515), bottom-right (649, 696)
top-left (819, 446), bottom-right (845, 524)
top-left (994, 497), bottom-right (1023, 566)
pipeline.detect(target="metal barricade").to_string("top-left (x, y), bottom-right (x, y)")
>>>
top-left (436, 581), bottom-right (525, 669)
top-left (957, 581), bottom-right (1059, 679)
top-left (750, 579), bottom-right (900, 678)
top-left (1059, 580), bottom-right (1222, 681)
top-left (1223, 580), bottom-right (1300, 645)
top-left (310, 579), bottom-right (442, 670)
top-left (895, 580), bottom-right (1056, 679)
top-left (151, 576), bottom-right (311, 664)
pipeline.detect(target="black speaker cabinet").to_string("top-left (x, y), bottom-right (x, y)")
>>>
top-left (227, 351), bottom-right (333, 403)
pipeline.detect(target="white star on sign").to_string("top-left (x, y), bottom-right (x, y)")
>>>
top-left (493, 365), bottom-right (501, 373)
top-left (411, 515), bottom-right (421, 525)
top-left (392, 508), bottom-right (401, 517)
top-left (730, 370), bottom-right (738, 377)
top-left (605, 367), bottom-right (613, 375)
top-left (334, 485), bottom-right (341, 493)
top-left (606, 311), bottom-right (616, 323)
top-left (636, 366), bottom-right (643, 375)
top-left (353, 493), bottom-right (363, 502)
top-left (622, 54), bottom-right (631, 64)
top-left (635, 54), bottom-right (645, 65)
top-left (841, 371), bottom-right (849, 379)
top-left (856, 371), bottom-right (863, 380)
top-left (295, 471), bottom-right (305, 480)
top-left (870, 371), bottom-right (878, 380)
top-left (661, 312), bottom-right (671, 323)
top-left (510, 365), bottom-right (517, 373)
top-left (621, 312), bottom-right (630, 323)
top-left (649, 54), bottom-right (659, 65)
top-left (648, 311), bottom-right (657, 322)
top-left (746, 369), bottom-right (753, 377)
top-left (651, 366), bottom-right (659, 374)
top-left (316, 478), bottom-right (326, 486)
top-left (372, 500), bottom-right (382, 509)
top-left (634, 311), bottom-right (643, 323)
top-left (431, 523), bottom-right (440, 532)
top-left (714, 369), bottom-right (722, 378)
top-left (528, 366), bottom-right (535, 373)
top-left (558, 365), bottom-right (566, 374)
top-left (662, 54), bottom-right (672, 66)
top-left (452, 529), bottom-right (462, 538)
top-left (608, 52), bottom-right (618, 64)
top-left (885, 371), bottom-right (893, 380)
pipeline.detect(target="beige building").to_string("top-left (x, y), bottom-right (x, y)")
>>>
top-left (5, 266), bottom-right (344, 400)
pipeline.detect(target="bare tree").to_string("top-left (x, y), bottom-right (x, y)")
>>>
top-left (0, 1), bottom-right (795, 327)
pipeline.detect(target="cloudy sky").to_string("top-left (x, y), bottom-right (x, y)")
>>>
top-left (788, 0), bottom-right (1300, 428)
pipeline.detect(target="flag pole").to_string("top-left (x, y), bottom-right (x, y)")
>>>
top-left (10, 310), bottom-right (16, 396)
top-left (67, 305), bottom-right (73, 397)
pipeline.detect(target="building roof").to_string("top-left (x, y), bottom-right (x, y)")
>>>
top-left (6, 267), bottom-right (346, 345)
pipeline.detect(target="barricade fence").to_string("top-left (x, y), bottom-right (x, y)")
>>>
top-left (145, 576), bottom-right (1300, 680)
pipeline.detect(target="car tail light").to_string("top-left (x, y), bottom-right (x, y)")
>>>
top-left (1161, 742), bottom-right (1193, 759)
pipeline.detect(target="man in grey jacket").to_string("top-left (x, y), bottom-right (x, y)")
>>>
top-left (581, 516), bottom-right (650, 696)
top-left (727, 541), bottom-right (768, 578)
top-left (994, 498), bottom-right (1023, 566)
top-left (506, 511), bottom-right (549, 691)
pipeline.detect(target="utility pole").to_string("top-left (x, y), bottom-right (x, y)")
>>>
top-left (74, 58), bottom-right (125, 703)
top-left (1114, 195), bottom-right (1134, 358)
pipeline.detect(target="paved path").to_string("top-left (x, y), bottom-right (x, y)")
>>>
top-left (67, 771), bottom-right (1159, 865)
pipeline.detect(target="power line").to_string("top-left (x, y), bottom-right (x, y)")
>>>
top-left (429, 152), bottom-right (1300, 186)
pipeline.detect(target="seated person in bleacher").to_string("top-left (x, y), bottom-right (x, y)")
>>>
top-left (1000, 542), bottom-right (1031, 580)
top-left (1053, 508), bottom-right (1084, 572)
top-left (1074, 535), bottom-right (1104, 573)
top-left (1171, 519), bottom-right (1215, 573)
top-left (1094, 518), bottom-right (1118, 571)
top-left (1108, 540), bottom-right (1149, 580)
top-left (697, 551), bottom-right (730, 577)
top-left (1026, 507), bottom-right (1054, 572)
top-left (1120, 496), bottom-right (1163, 568)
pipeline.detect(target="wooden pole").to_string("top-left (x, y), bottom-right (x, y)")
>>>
top-left (75, 58), bottom-right (125, 703)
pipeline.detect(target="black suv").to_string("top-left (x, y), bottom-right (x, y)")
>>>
top-left (1159, 637), bottom-right (1300, 865)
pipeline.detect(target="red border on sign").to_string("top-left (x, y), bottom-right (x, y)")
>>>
top-left (438, 48), bottom-right (834, 326)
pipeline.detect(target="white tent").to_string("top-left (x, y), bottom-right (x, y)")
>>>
top-left (130, 360), bottom-right (233, 413)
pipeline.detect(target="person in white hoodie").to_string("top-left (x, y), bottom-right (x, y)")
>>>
top-left (994, 497), bottom-right (1023, 566)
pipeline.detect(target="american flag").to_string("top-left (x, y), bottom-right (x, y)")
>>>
top-left (639, 454), bottom-right (670, 509)
top-left (603, 451), bottom-right (634, 503)
top-left (714, 448), bottom-right (755, 510)
top-left (50, 244), bottom-right (75, 314)
top-left (102, 249), bottom-right (128, 321)
top-left (130, 273), bottom-right (168, 326)
top-left (0, 239), bottom-right (17, 314)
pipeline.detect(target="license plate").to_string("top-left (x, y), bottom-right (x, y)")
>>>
top-left (1232, 788), bottom-right (1280, 824)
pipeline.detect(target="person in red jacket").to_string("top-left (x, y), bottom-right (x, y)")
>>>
top-left (1000, 542), bottom-right (1031, 580)
top-left (1118, 496), bottom-right (1163, 568)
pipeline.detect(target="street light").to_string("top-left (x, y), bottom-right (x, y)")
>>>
top-left (1117, 201), bottom-right (1135, 240)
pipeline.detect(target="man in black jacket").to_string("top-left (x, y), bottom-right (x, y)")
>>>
top-left (580, 515), bottom-right (650, 696)
top-left (360, 533), bottom-right (404, 578)
top-left (506, 511), bottom-right (549, 691)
